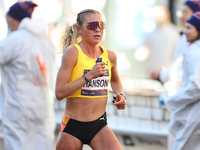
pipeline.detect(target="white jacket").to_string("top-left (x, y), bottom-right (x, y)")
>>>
top-left (0, 18), bottom-right (56, 150)
top-left (164, 40), bottom-right (200, 150)
top-left (159, 34), bottom-right (188, 83)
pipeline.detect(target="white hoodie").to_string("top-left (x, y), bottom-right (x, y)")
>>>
top-left (0, 18), bottom-right (56, 150)
top-left (164, 40), bottom-right (200, 150)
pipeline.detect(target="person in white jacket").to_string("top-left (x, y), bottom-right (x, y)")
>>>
top-left (0, 2), bottom-right (56, 150)
top-left (150, 0), bottom-right (200, 87)
top-left (159, 11), bottom-right (200, 150)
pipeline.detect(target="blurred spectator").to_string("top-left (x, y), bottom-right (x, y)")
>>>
top-left (150, 0), bottom-right (200, 87)
top-left (0, 2), bottom-right (56, 150)
top-left (142, 5), bottom-right (179, 78)
top-left (159, 10), bottom-right (200, 150)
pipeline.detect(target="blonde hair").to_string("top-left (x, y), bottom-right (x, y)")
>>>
top-left (62, 9), bottom-right (101, 53)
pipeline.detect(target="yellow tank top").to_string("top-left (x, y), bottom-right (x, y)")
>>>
top-left (67, 44), bottom-right (111, 98)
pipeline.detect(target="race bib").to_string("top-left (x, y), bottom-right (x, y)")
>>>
top-left (81, 69), bottom-right (110, 96)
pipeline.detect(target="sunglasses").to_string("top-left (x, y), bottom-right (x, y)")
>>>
top-left (81, 21), bottom-right (105, 31)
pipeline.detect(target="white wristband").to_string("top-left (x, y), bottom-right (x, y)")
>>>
top-left (118, 92), bottom-right (126, 100)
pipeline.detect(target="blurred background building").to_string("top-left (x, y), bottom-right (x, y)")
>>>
top-left (0, 0), bottom-right (187, 150)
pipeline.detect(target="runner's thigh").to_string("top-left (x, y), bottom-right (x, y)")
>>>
top-left (56, 131), bottom-right (83, 150)
top-left (89, 125), bottom-right (122, 150)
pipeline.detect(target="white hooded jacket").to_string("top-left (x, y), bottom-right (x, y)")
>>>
top-left (164, 40), bottom-right (200, 150)
top-left (0, 18), bottom-right (56, 150)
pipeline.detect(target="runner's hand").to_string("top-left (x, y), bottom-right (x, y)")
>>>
top-left (113, 94), bottom-right (126, 109)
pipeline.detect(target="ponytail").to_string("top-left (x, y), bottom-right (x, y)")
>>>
top-left (62, 23), bottom-right (81, 53)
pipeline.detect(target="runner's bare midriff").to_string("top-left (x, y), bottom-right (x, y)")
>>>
top-left (64, 97), bottom-right (108, 122)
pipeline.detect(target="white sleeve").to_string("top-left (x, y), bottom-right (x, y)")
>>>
top-left (164, 47), bottom-right (200, 111)
top-left (159, 67), bottom-right (170, 83)
top-left (0, 34), bottom-right (18, 65)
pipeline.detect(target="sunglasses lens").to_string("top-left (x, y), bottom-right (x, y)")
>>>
top-left (86, 21), bottom-right (105, 31)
